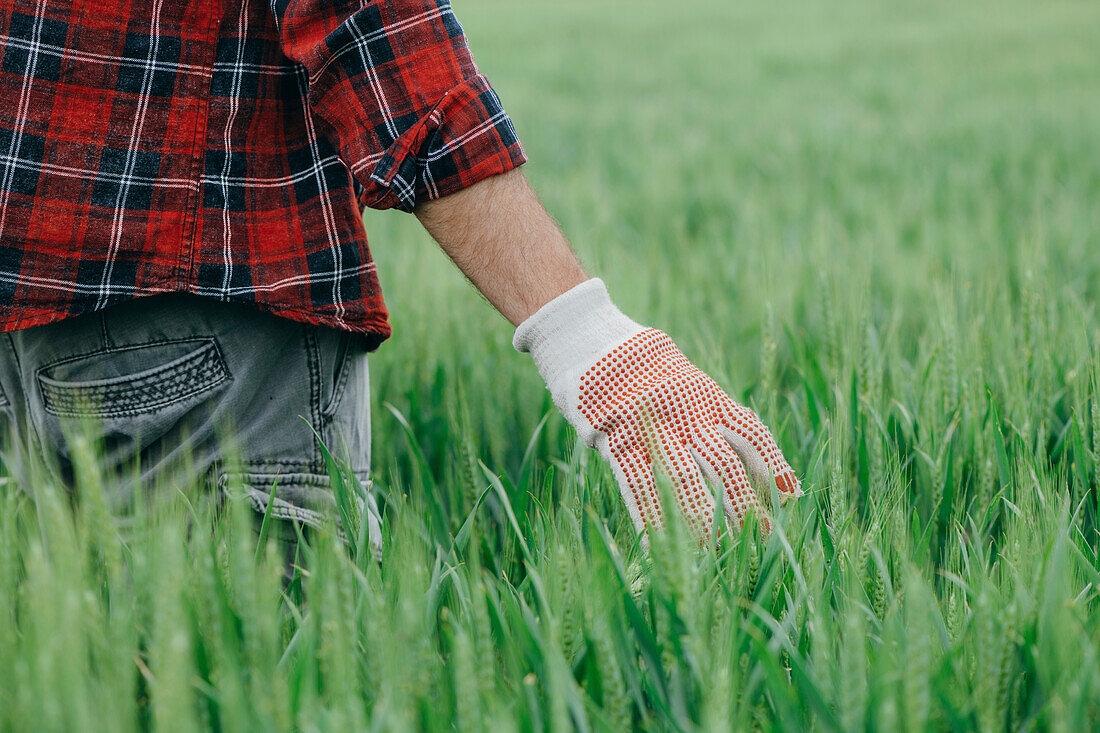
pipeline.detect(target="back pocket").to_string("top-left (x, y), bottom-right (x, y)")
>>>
top-left (37, 339), bottom-right (230, 418)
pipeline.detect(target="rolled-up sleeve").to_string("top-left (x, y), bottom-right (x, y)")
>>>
top-left (274, 0), bottom-right (527, 212)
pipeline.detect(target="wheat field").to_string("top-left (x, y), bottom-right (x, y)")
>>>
top-left (3, 0), bottom-right (1100, 729)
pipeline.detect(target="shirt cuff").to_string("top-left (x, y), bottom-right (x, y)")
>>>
top-left (353, 74), bottom-right (527, 212)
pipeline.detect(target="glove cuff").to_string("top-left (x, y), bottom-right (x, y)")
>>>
top-left (513, 278), bottom-right (644, 403)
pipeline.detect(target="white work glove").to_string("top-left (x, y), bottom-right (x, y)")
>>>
top-left (515, 278), bottom-right (801, 540)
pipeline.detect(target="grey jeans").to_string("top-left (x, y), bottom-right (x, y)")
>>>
top-left (0, 294), bottom-right (373, 542)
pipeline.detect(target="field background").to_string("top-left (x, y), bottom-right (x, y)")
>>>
top-left (4, 0), bottom-right (1100, 730)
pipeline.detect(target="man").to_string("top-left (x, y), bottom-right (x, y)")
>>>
top-left (0, 0), bottom-right (800, 550)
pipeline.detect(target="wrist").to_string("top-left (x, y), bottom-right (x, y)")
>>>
top-left (513, 278), bottom-right (643, 399)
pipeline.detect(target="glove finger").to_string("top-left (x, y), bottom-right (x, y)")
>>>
top-left (646, 426), bottom-right (717, 539)
top-left (608, 424), bottom-right (718, 541)
top-left (719, 400), bottom-right (802, 499)
top-left (687, 425), bottom-right (770, 533)
top-left (602, 437), bottom-right (662, 535)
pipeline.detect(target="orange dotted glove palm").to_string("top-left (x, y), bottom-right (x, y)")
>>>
top-left (515, 279), bottom-right (801, 541)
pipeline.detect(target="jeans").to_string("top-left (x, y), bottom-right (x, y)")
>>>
top-left (0, 294), bottom-right (376, 551)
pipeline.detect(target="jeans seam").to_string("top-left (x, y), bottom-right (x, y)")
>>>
top-left (5, 333), bottom-right (45, 451)
top-left (304, 326), bottom-right (323, 469)
top-left (321, 332), bottom-right (353, 418)
top-left (37, 336), bottom-right (218, 374)
top-left (219, 470), bottom-right (369, 541)
top-left (99, 312), bottom-right (113, 350)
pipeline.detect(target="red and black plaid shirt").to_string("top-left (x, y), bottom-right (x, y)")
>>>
top-left (0, 0), bottom-right (526, 348)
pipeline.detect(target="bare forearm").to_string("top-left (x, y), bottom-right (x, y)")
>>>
top-left (413, 169), bottom-right (588, 325)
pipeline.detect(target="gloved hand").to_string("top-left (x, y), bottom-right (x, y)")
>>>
top-left (514, 278), bottom-right (801, 540)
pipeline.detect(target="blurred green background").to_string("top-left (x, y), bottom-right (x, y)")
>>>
top-left (367, 0), bottom-right (1100, 477)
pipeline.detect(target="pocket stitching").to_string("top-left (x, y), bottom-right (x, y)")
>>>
top-left (37, 336), bottom-right (215, 375)
top-left (37, 339), bottom-right (231, 418)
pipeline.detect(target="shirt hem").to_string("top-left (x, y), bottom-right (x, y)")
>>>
top-left (1, 298), bottom-right (393, 352)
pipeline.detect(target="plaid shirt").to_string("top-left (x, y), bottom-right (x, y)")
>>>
top-left (0, 0), bottom-right (526, 348)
